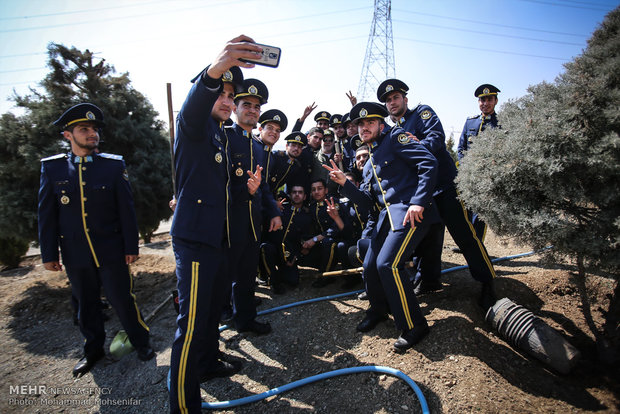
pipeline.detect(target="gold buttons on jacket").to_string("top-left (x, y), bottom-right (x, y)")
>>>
top-left (197, 199), bottom-right (202, 204)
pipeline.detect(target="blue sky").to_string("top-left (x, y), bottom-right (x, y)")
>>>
top-left (0, 0), bottom-right (617, 149)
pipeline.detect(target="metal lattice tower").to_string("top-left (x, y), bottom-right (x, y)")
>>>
top-left (357, 0), bottom-right (396, 102)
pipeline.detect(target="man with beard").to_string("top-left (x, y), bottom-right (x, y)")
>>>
top-left (323, 101), bottom-right (438, 351)
top-left (38, 103), bottom-right (154, 378)
top-left (167, 36), bottom-right (261, 413)
top-left (377, 78), bottom-right (497, 309)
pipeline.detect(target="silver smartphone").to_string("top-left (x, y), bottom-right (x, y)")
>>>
top-left (241, 43), bottom-right (281, 68)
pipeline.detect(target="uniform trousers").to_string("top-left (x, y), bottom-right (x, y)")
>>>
top-left (411, 222), bottom-right (445, 284)
top-left (66, 260), bottom-right (149, 358)
top-left (363, 218), bottom-right (431, 331)
top-left (434, 185), bottom-right (495, 283)
top-left (467, 209), bottom-right (487, 242)
top-left (169, 236), bottom-right (228, 414)
top-left (259, 242), bottom-right (300, 287)
top-left (228, 236), bottom-right (260, 330)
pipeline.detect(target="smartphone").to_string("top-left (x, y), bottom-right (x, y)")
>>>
top-left (240, 43), bottom-right (281, 68)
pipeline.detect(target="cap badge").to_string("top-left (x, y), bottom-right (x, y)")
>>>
top-left (321, 112), bottom-right (327, 117)
top-left (274, 115), bottom-right (281, 121)
top-left (86, 111), bottom-right (95, 120)
top-left (335, 117), bottom-right (340, 123)
top-left (215, 153), bottom-right (223, 163)
top-left (249, 85), bottom-right (258, 94)
top-left (360, 108), bottom-right (368, 118)
top-left (223, 70), bottom-right (233, 81)
top-left (483, 87), bottom-right (490, 94)
top-left (421, 110), bottom-right (431, 120)
top-left (386, 84), bottom-right (394, 92)
top-left (60, 195), bottom-right (70, 205)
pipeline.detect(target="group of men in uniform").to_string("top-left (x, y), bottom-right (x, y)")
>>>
top-left (37, 34), bottom-right (503, 414)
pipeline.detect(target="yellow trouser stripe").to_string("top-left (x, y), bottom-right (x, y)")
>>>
top-left (457, 198), bottom-right (496, 278)
top-left (249, 200), bottom-right (258, 241)
top-left (325, 242), bottom-right (335, 271)
top-left (128, 264), bottom-right (149, 331)
top-left (391, 227), bottom-right (416, 329)
top-left (177, 261), bottom-right (199, 413)
top-left (261, 248), bottom-right (271, 276)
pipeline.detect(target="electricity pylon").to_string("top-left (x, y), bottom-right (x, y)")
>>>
top-left (357, 0), bottom-right (396, 102)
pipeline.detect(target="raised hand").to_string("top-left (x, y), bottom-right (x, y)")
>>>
top-left (207, 35), bottom-right (263, 79)
top-left (346, 91), bottom-right (357, 106)
top-left (301, 102), bottom-right (317, 121)
top-left (322, 159), bottom-right (347, 186)
top-left (247, 164), bottom-right (263, 195)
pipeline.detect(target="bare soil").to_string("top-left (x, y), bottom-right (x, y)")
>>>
top-left (0, 230), bottom-right (618, 413)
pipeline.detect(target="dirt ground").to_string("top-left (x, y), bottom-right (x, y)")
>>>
top-left (0, 230), bottom-right (618, 413)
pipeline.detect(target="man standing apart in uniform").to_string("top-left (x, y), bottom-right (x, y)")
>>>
top-left (324, 102), bottom-right (438, 351)
top-left (458, 84), bottom-right (501, 242)
top-left (378, 79), bottom-right (498, 310)
top-left (38, 103), bottom-right (154, 377)
top-left (168, 36), bottom-right (262, 414)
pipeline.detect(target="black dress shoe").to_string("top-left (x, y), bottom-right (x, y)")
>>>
top-left (357, 291), bottom-right (368, 300)
top-left (200, 359), bottom-right (242, 383)
top-left (72, 350), bottom-right (104, 377)
top-left (414, 279), bottom-right (443, 295)
top-left (356, 313), bottom-right (388, 332)
top-left (136, 346), bottom-right (155, 361)
top-left (237, 320), bottom-right (271, 335)
top-left (393, 324), bottom-right (430, 352)
top-left (478, 281), bottom-right (497, 311)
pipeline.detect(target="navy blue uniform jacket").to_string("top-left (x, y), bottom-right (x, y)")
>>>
top-left (397, 105), bottom-right (456, 195)
top-left (170, 76), bottom-right (230, 247)
top-left (458, 113), bottom-right (500, 160)
top-left (227, 124), bottom-right (280, 244)
top-left (38, 152), bottom-right (139, 267)
top-left (342, 126), bottom-right (438, 235)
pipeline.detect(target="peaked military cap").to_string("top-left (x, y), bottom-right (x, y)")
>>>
top-left (350, 102), bottom-right (389, 124)
top-left (322, 129), bottom-right (334, 140)
top-left (314, 111), bottom-right (331, 122)
top-left (342, 112), bottom-right (351, 126)
top-left (285, 131), bottom-right (307, 145)
top-left (475, 84), bottom-right (500, 98)
top-left (54, 103), bottom-right (105, 130)
top-left (351, 134), bottom-right (364, 152)
top-left (377, 79), bottom-right (409, 102)
top-left (329, 114), bottom-right (343, 126)
top-left (190, 66), bottom-right (244, 94)
top-left (259, 109), bottom-right (288, 130)
top-left (235, 78), bottom-right (268, 105)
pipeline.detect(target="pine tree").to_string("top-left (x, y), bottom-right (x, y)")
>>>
top-left (0, 44), bottom-right (173, 267)
top-left (456, 7), bottom-right (620, 364)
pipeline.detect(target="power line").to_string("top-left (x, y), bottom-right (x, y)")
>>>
top-left (392, 8), bottom-right (589, 37)
top-left (393, 18), bottom-right (584, 46)
top-left (0, 0), bottom-right (168, 21)
top-left (516, 0), bottom-right (614, 11)
top-left (395, 36), bottom-right (569, 61)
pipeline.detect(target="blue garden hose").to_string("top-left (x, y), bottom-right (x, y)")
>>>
top-left (174, 247), bottom-right (551, 411)
top-left (166, 365), bottom-right (429, 412)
